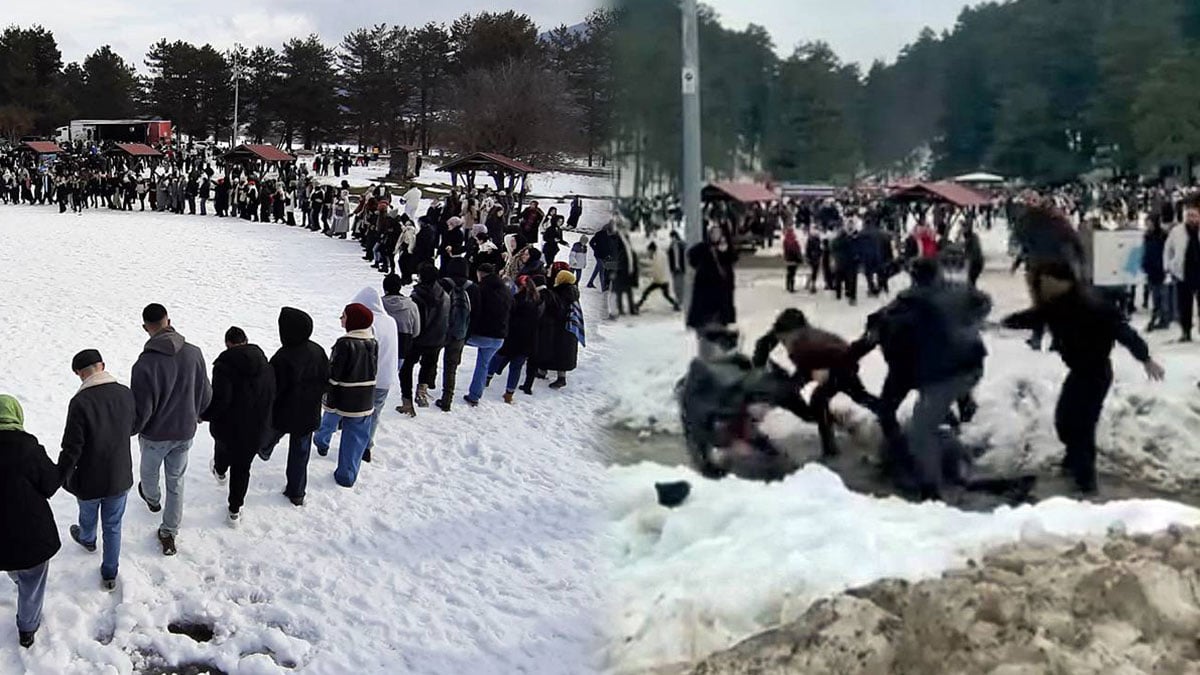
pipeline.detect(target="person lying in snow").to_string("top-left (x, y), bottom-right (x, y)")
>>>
top-left (1002, 259), bottom-right (1164, 495)
top-left (751, 308), bottom-right (883, 458)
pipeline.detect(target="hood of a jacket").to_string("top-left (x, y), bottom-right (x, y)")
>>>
top-left (145, 327), bottom-right (187, 356)
top-left (351, 286), bottom-right (387, 316)
top-left (278, 307), bottom-right (314, 347)
top-left (382, 294), bottom-right (417, 314)
top-left (415, 280), bottom-right (448, 303)
top-left (216, 343), bottom-right (269, 376)
top-left (0, 394), bottom-right (24, 431)
top-left (441, 256), bottom-right (470, 280)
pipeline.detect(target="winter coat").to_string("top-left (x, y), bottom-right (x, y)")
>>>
top-left (894, 281), bottom-right (992, 386)
top-left (131, 328), bottom-right (212, 442)
top-left (411, 280), bottom-right (451, 349)
top-left (0, 397), bottom-right (61, 572)
top-left (831, 231), bottom-right (860, 271)
top-left (269, 307), bottom-right (331, 435)
top-left (1164, 223), bottom-right (1199, 283)
top-left (782, 230), bottom-right (802, 264)
top-left (1143, 229), bottom-right (1168, 285)
top-left (324, 330), bottom-right (379, 417)
top-left (1003, 288), bottom-right (1150, 372)
top-left (201, 344), bottom-right (276, 451)
top-left (686, 243), bottom-right (737, 329)
top-left (590, 228), bottom-right (614, 260)
top-left (382, 293), bottom-right (421, 358)
top-left (59, 372), bottom-right (136, 501)
top-left (351, 287), bottom-right (400, 392)
top-left (468, 273), bottom-right (514, 340)
top-left (414, 223), bottom-right (438, 262)
top-left (545, 283), bottom-right (581, 372)
top-left (499, 289), bottom-right (544, 358)
top-left (568, 243), bottom-right (588, 270)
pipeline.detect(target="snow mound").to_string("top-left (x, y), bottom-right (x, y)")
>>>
top-left (603, 462), bottom-right (1200, 672)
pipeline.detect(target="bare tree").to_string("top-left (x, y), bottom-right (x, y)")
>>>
top-left (441, 56), bottom-right (582, 168)
top-left (0, 105), bottom-right (36, 143)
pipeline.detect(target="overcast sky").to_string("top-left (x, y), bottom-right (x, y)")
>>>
top-left (9, 0), bottom-right (600, 66)
top-left (702, 0), bottom-right (988, 67)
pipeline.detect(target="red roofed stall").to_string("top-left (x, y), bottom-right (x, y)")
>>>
top-left (105, 143), bottom-right (163, 158)
top-left (437, 152), bottom-right (541, 210)
top-left (702, 181), bottom-right (778, 204)
top-left (887, 181), bottom-right (990, 208)
top-left (19, 141), bottom-right (63, 155)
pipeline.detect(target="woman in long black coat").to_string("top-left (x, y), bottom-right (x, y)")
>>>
top-left (543, 275), bottom-right (581, 388)
top-left (686, 225), bottom-right (738, 330)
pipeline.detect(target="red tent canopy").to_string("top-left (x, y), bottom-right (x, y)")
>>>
top-left (702, 182), bottom-right (778, 204)
top-left (21, 141), bottom-right (63, 154)
top-left (107, 143), bottom-right (162, 157)
top-left (888, 181), bottom-right (989, 208)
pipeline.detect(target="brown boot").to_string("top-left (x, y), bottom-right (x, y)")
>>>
top-left (395, 399), bottom-right (416, 417)
top-left (415, 384), bottom-right (430, 408)
top-left (503, 391), bottom-right (514, 404)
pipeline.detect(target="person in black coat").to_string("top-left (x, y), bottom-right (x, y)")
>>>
top-left (686, 225), bottom-right (738, 330)
top-left (1143, 215), bottom-right (1171, 331)
top-left (542, 215), bottom-right (568, 267)
top-left (831, 226), bottom-right (860, 304)
top-left (587, 225), bottom-right (614, 289)
top-left (1003, 260), bottom-right (1164, 494)
top-left (0, 394), bottom-right (59, 648)
top-left (58, 350), bottom-right (137, 589)
top-left (545, 272), bottom-right (582, 388)
top-left (264, 308), bottom-right (330, 506)
top-left (488, 275), bottom-right (544, 401)
top-left (485, 206), bottom-right (506, 248)
top-left (200, 327), bottom-right (276, 523)
top-left (463, 264), bottom-right (514, 405)
top-left (414, 217), bottom-right (439, 266)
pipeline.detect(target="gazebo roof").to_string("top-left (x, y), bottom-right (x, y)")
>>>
top-left (888, 181), bottom-right (990, 208)
top-left (224, 144), bottom-right (296, 162)
top-left (21, 141), bottom-right (63, 154)
top-left (107, 143), bottom-right (162, 157)
top-left (702, 182), bottom-right (778, 204)
top-left (436, 152), bottom-right (539, 175)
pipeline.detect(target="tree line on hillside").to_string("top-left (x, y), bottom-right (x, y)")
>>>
top-left (611, 0), bottom-right (1200, 193)
top-left (0, 9), bottom-right (614, 167)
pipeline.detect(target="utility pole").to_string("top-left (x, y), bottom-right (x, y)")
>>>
top-left (681, 0), bottom-right (703, 319)
top-left (230, 44), bottom-right (243, 148)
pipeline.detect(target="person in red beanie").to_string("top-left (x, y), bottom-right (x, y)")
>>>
top-left (313, 303), bottom-right (379, 487)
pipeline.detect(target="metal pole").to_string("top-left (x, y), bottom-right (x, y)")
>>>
top-left (681, 0), bottom-right (703, 321)
top-left (231, 45), bottom-right (241, 148)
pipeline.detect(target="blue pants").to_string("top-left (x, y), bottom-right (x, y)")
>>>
top-left (8, 561), bottom-right (48, 633)
top-left (77, 491), bottom-right (128, 580)
top-left (465, 336), bottom-right (504, 402)
top-left (488, 353), bottom-right (528, 393)
top-left (315, 412), bottom-right (372, 487)
top-left (366, 388), bottom-right (389, 451)
top-left (138, 437), bottom-right (192, 536)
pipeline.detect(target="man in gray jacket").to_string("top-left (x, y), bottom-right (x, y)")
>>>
top-left (131, 304), bottom-right (212, 556)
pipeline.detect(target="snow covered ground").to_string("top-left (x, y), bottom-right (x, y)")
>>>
top-left (599, 222), bottom-right (1200, 672)
top-left (0, 205), bottom-right (614, 674)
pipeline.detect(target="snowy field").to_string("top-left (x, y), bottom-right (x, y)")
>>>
top-left (0, 205), bottom-right (616, 674)
top-left (599, 223), bottom-right (1200, 672)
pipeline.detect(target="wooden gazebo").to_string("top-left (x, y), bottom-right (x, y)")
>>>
top-left (436, 152), bottom-right (539, 209)
top-left (223, 144), bottom-right (296, 176)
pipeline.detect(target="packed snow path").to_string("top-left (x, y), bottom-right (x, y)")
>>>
top-left (0, 206), bottom-right (609, 674)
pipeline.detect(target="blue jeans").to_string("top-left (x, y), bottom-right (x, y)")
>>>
top-left (465, 336), bottom-right (504, 402)
top-left (138, 437), bottom-right (192, 536)
top-left (1152, 283), bottom-right (1176, 326)
top-left (366, 388), bottom-right (389, 451)
top-left (488, 353), bottom-right (529, 393)
top-left (77, 491), bottom-right (129, 580)
top-left (315, 412), bottom-right (372, 487)
top-left (267, 431), bottom-right (314, 499)
top-left (8, 561), bottom-right (48, 633)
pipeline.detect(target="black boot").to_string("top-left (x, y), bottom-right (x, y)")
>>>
top-left (18, 630), bottom-right (35, 648)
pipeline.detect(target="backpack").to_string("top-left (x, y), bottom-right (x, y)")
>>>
top-left (447, 281), bottom-right (473, 341)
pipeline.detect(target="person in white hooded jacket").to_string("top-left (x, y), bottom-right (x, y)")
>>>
top-left (349, 287), bottom-right (399, 461)
top-left (1163, 197), bottom-right (1200, 341)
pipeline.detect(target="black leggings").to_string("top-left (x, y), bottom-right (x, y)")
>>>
top-left (1055, 364), bottom-right (1112, 490)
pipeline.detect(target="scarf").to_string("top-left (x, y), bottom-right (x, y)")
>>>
top-left (0, 394), bottom-right (24, 431)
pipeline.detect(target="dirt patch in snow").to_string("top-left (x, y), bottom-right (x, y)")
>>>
top-left (666, 526), bottom-right (1200, 675)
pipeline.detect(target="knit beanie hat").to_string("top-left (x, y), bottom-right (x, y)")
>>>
top-left (554, 270), bottom-right (576, 287)
top-left (344, 303), bottom-right (374, 331)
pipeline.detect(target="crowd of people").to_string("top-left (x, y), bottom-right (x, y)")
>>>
top-left (0, 141), bottom-right (598, 651)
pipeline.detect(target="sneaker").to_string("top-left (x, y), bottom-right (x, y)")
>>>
top-left (227, 510), bottom-right (241, 528)
top-left (316, 443), bottom-right (329, 457)
top-left (287, 494), bottom-right (304, 507)
top-left (211, 458), bottom-right (227, 485)
top-left (69, 525), bottom-right (97, 553)
top-left (101, 578), bottom-right (117, 592)
top-left (549, 377), bottom-right (567, 390)
top-left (362, 447), bottom-right (372, 463)
top-left (257, 447), bottom-right (272, 462)
top-left (18, 630), bottom-right (35, 648)
top-left (138, 482), bottom-right (162, 513)
top-left (519, 385), bottom-right (533, 396)
top-left (462, 395), bottom-right (479, 407)
top-left (158, 531), bottom-right (177, 556)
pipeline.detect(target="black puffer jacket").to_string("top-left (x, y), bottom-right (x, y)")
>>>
top-left (412, 281), bottom-right (450, 348)
top-left (269, 308), bottom-right (331, 434)
top-left (202, 343), bottom-right (276, 451)
top-left (468, 273), bottom-right (513, 340)
top-left (59, 376), bottom-right (137, 501)
top-left (0, 430), bottom-right (60, 571)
